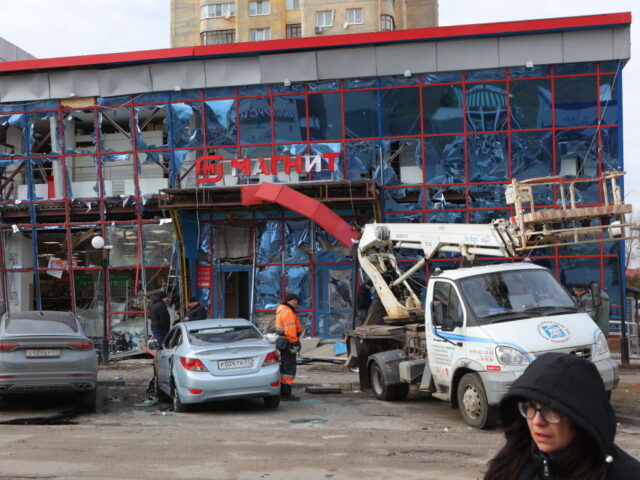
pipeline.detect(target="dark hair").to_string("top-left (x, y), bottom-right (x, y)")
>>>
top-left (485, 414), bottom-right (606, 480)
top-left (284, 293), bottom-right (299, 302)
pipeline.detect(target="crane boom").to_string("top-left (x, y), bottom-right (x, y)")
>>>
top-left (358, 172), bottom-right (633, 322)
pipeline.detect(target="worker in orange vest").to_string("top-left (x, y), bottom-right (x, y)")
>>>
top-left (275, 293), bottom-right (303, 401)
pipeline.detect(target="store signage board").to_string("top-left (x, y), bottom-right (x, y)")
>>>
top-left (195, 153), bottom-right (339, 185)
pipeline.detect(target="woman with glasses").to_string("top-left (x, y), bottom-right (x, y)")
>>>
top-left (484, 352), bottom-right (640, 479)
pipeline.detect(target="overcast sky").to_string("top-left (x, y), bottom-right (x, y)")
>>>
top-left (0, 0), bottom-right (637, 206)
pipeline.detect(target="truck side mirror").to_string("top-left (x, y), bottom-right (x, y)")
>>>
top-left (442, 316), bottom-right (456, 332)
top-left (432, 300), bottom-right (444, 326)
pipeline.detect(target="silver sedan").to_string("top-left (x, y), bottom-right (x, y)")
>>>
top-left (0, 311), bottom-right (99, 411)
top-left (154, 318), bottom-right (280, 412)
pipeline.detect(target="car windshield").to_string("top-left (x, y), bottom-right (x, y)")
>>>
top-left (5, 314), bottom-right (79, 334)
top-left (188, 325), bottom-right (262, 345)
top-left (459, 269), bottom-right (576, 325)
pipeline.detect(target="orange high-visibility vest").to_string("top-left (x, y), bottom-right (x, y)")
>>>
top-left (275, 303), bottom-right (302, 343)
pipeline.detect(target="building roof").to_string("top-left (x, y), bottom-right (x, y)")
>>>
top-left (0, 12), bottom-right (631, 74)
top-left (0, 12), bottom-right (631, 104)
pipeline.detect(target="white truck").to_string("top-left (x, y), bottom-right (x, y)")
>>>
top-left (346, 173), bottom-right (632, 428)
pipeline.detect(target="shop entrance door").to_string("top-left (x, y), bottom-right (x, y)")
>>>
top-left (213, 266), bottom-right (252, 321)
top-left (314, 265), bottom-right (355, 338)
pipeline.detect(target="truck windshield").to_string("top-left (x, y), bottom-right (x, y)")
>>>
top-left (459, 269), bottom-right (577, 325)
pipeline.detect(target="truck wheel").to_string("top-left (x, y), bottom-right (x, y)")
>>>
top-left (457, 373), bottom-right (496, 429)
top-left (370, 362), bottom-right (402, 401)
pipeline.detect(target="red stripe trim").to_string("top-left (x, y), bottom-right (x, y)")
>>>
top-left (0, 13), bottom-right (630, 74)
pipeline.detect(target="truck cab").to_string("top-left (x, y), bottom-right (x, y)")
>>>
top-left (425, 262), bottom-right (617, 427)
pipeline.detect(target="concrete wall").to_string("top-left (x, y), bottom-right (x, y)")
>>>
top-left (171, 0), bottom-right (201, 47)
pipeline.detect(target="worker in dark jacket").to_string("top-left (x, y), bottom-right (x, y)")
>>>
top-left (149, 291), bottom-right (170, 348)
top-left (184, 296), bottom-right (207, 322)
top-left (485, 352), bottom-right (640, 479)
top-left (355, 280), bottom-right (373, 325)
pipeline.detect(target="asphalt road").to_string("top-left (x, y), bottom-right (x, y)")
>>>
top-left (0, 359), bottom-right (639, 480)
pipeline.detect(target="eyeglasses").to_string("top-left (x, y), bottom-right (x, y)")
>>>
top-left (517, 401), bottom-right (563, 424)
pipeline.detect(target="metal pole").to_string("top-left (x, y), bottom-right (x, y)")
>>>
top-left (618, 241), bottom-right (630, 365)
top-left (102, 254), bottom-right (109, 363)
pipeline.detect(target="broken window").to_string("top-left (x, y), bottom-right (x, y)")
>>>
top-left (424, 135), bottom-right (464, 184)
top-left (63, 108), bottom-right (99, 198)
top-left (170, 102), bottom-right (203, 149)
top-left (255, 265), bottom-right (282, 309)
top-left (468, 133), bottom-right (508, 182)
top-left (204, 98), bottom-right (237, 146)
top-left (309, 142), bottom-right (342, 181)
top-left (286, 266), bottom-right (310, 309)
top-left (107, 224), bottom-right (138, 266)
top-left (0, 113), bottom-right (26, 200)
top-left (285, 219), bottom-right (310, 263)
top-left (556, 129), bottom-right (598, 204)
top-left (346, 140), bottom-right (377, 181)
top-left (142, 223), bottom-right (174, 266)
top-left (314, 226), bottom-right (351, 262)
top-left (382, 139), bottom-right (422, 185)
top-left (256, 220), bottom-right (282, 264)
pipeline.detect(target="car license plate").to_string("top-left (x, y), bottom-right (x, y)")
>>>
top-left (26, 349), bottom-right (61, 358)
top-left (218, 358), bottom-right (252, 370)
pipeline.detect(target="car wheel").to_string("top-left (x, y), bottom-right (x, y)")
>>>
top-left (457, 373), bottom-right (496, 429)
top-left (171, 378), bottom-right (189, 413)
top-left (78, 389), bottom-right (97, 413)
top-left (263, 395), bottom-right (280, 409)
top-left (370, 362), bottom-right (403, 401)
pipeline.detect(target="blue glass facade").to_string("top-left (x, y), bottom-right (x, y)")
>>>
top-left (0, 59), bottom-right (626, 338)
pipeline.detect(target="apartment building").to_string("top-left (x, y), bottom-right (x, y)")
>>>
top-left (171, 0), bottom-right (438, 47)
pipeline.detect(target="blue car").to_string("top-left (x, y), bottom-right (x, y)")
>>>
top-left (154, 318), bottom-right (280, 412)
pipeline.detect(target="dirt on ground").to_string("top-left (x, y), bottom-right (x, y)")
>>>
top-left (0, 359), bottom-right (639, 480)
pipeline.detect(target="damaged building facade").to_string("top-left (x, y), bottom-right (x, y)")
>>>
top-left (0, 13), bottom-right (631, 343)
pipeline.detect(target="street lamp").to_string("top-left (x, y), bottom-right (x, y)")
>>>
top-left (91, 235), bottom-right (110, 362)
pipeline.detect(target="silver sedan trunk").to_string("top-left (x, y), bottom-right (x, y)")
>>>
top-left (0, 311), bottom-right (99, 410)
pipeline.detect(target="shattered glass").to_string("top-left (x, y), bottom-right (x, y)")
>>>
top-left (256, 221), bottom-right (282, 264)
top-left (170, 102), bottom-right (203, 149)
top-left (423, 72), bottom-right (462, 84)
top-left (601, 127), bottom-right (620, 172)
top-left (468, 134), bottom-right (508, 182)
top-left (314, 227), bottom-right (352, 263)
top-left (424, 135), bottom-right (464, 184)
top-left (106, 224), bottom-right (138, 266)
top-left (255, 265), bottom-right (282, 309)
top-left (599, 75), bottom-right (619, 125)
top-left (511, 131), bottom-right (554, 205)
top-left (285, 266), bottom-right (310, 309)
top-left (142, 223), bottom-right (174, 266)
top-left (285, 219), bottom-right (310, 263)
top-left (382, 139), bottom-right (422, 185)
top-left (204, 99), bottom-right (236, 146)
top-left (309, 142), bottom-right (342, 181)
top-left (346, 140), bottom-right (377, 181)
top-left (555, 129), bottom-right (598, 203)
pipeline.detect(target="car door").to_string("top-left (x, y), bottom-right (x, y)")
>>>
top-left (427, 281), bottom-right (465, 390)
top-left (157, 327), bottom-right (179, 393)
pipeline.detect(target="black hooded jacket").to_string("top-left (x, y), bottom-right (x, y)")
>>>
top-left (185, 302), bottom-right (207, 321)
top-left (499, 352), bottom-right (640, 479)
top-left (149, 295), bottom-right (170, 331)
